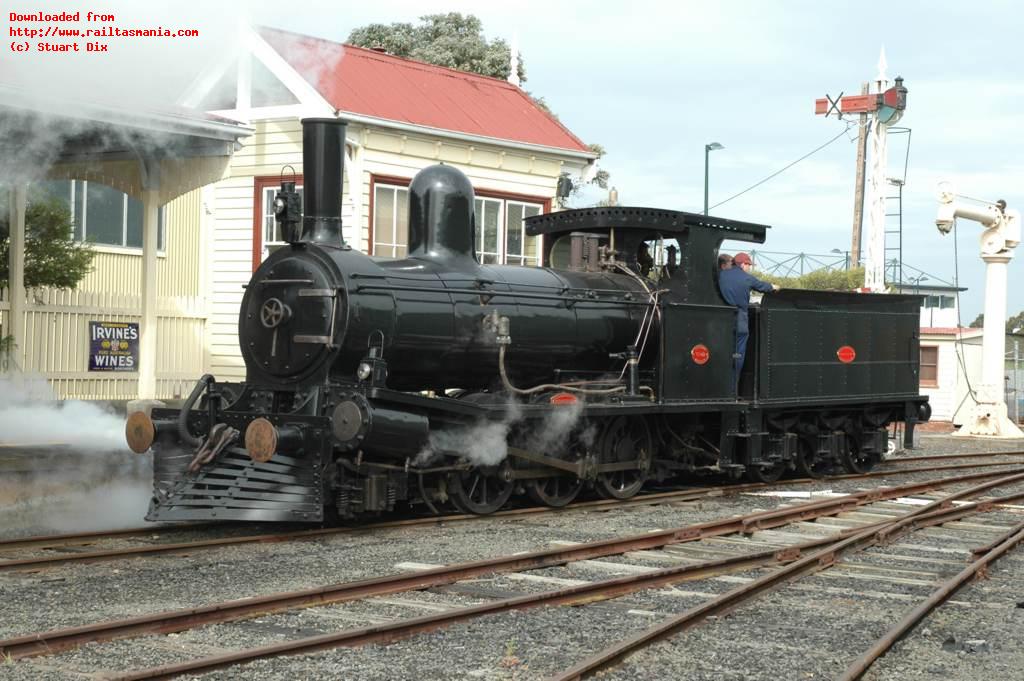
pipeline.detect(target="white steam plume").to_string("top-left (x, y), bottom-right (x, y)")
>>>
top-left (415, 399), bottom-right (587, 468)
top-left (0, 373), bottom-right (129, 451)
top-left (0, 372), bottom-right (151, 538)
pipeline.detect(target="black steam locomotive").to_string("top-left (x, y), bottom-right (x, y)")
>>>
top-left (125, 118), bottom-right (931, 523)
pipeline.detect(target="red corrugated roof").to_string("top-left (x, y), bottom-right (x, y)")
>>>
top-left (258, 27), bottom-right (591, 154)
top-left (920, 327), bottom-right (983, 336)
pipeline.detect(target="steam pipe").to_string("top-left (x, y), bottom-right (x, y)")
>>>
top-left (301, 117), bottom-right (348, 246)
top-left (178, 374), bottom-right (214, 447)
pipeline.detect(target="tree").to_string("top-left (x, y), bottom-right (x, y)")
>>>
top-left (0, 192), bottom-right (95, 290)
top-left (1009, 310), bottom-right (1024, 334)
top-left (348, 14), bottom-right (609, 200)
top-left (0, 190), bottom-right (94, 365)
top-left (973, 310), bottom-right (1024, 333)
top-left (754, 267), bottom-right (867, 291)
top-left (348, 13), bottom-right (525, 82)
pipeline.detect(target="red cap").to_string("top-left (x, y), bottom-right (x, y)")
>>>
top-left (733, 252), bottom-right (752, 266)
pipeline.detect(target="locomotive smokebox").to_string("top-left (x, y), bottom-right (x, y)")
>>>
top-left (408, 165), bottom-right (476, 264)
top-left (300, 117), bottom-right (348, 246)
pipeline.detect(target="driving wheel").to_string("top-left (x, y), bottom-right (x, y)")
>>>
top-left (448, 469), bottom-right (514, 515)
top-left (595, 416), bottom-right (651, 500)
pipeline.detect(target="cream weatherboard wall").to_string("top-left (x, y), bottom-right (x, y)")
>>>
top-left (1, 188), bottom-right (209, 400)
top-left (207, 118), bottom-right (567, 381)
top-left (918, 333), bottom-right (983, 423)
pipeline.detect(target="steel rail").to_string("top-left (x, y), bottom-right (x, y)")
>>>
top-left (2, 458), bottom-right (1020, 571)
top-left (104, 475), bottom-right (1024, 681)
top-left (0, 524), bottom-right (223, 552)
top-left (4, 468), bottom-right (1023, 662)
top-left (884, 449), bottom-right (1024, 463)
top-left (0, 486), bottom-right (751, 572)
top-left (838, 517), bottom-right (1024, 681)
top-left (0, 454), bottom-right (1015, 557)
top-left (549, 473), bottom-right (1024, 681)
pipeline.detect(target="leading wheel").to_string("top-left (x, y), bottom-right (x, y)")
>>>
top-left (448, 469), bottom-right (514, 515)
top-left (595, 416), bottom-right (651, 500)
top-left (526, 476), bottom-right (583, 507)
top-left (840, 432), bottom-right (876, 474)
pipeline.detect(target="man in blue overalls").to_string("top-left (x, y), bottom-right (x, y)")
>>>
top-left (718, 252), bottom-right (779, 391)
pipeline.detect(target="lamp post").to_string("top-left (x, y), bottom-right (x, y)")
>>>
top-left (831, 248), bottom-right (851, 270)
top-left (704, 142), bottom-right (723, 215)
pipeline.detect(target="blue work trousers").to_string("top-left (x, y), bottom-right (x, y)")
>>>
top-left (733, 308), bottom-right (749, 391)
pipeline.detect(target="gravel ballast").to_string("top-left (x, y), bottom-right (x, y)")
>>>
top-left (2, 433), bottom-right (1023, 680)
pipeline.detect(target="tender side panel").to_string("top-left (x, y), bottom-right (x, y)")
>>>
top-left (661, 303), bottom-right (736, 400)
top-left (754, 291), bottom-right (921, 403)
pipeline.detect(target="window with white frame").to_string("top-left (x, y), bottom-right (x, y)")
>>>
top-left (474, 197), bottom-right (543, 265)
top-left (261, 184), bottom-right (304, 256)
top-left (36, 179), bottom-right (165, 251)
top-left (370, 180), bottom-right (544, 264)
top-left (373, 184), bottom-right (409, 258)
top-left (502, 201), bottom-right (542, 265)
top-left (475, 197), bottom-right (502, 264)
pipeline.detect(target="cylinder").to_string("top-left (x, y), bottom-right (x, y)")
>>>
top-left (332, 395), bottom-right (430, 459)
top-left (301, 117), bottom-right (348, 246)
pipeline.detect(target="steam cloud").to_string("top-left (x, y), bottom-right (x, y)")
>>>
top-left (0, 373), bottom-right (130, 450)
top-left (415, 399), bottom-right (586, 468)
top-left (0, 373), bottom-right (149, 538)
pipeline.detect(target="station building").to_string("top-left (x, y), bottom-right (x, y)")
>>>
top-left (1, 26), bottom-right (598, 401)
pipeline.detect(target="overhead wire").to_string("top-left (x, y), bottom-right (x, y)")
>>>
top-left (708, 121), bottom-right (856, 212)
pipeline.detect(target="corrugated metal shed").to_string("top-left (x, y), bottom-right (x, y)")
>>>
top-left (259, 27), bottom-right (590, 153)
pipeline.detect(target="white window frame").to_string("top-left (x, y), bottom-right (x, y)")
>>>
top-left (369, 179), bottom-right (544, 265)
top-left (57, 180), bottom-right (166, 254)
top-left (372, 183), bottom-right (409, 258)
top-left (260, 184), bottom-right (304, 261)
top-left (503, 200), bottom-right (543, 266)
top-left (475, 196), bottom-right (504, 264)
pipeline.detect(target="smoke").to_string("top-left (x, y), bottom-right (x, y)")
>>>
top-left (523, 399), bottom-right (584, 454)
top-left (0, 1), bottom-right (249, 186)
top-left (415, 398), bottom-right (586, 468)
top-left (256, 26), bottom-right (346, 104)
top-left (418, 419), bottom-right (513, 468)
top-left (0, 373), bottom-right (129, 450)
top-left (0, 372), bottom-right (151, 538)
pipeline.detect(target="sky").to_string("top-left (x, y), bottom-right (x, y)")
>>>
top-left (3, 0), bottom-right (1022, 323)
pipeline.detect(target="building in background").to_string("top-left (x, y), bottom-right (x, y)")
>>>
top-left (181, 26), bottom-right (598, 382)
top-left (3, 26), bottom-right (598, 401)
top-left (1, 90), bottom-right (249, 401)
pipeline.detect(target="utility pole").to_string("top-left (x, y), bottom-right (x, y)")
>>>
top-left (851, 82), bottom-right (869, 267)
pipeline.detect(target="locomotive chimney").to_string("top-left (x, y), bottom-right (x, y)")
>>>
top-left (408, 164), bottom-right (477, 265)
top-left (300, 117), bottom-right (348, 247)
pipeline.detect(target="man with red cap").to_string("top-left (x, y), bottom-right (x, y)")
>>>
top-left (718, 252), bottom-right (780, 391)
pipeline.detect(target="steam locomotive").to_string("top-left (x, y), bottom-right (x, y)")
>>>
top-left (125, 118), bottom-right (931, 523)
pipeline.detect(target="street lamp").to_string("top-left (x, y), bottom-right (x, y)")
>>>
top-left (704, 142), bottom-right (724, 215)
top-left (831, 248), bottom-right (850, 270)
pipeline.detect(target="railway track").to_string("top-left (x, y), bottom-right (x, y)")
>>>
top-left (4, 467), bottom-right (1024, 679)
top-left (2, 454), bottom-right (1023, 573)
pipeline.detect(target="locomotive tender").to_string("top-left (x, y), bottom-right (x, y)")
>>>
top-left (125, 118), bottom-right (931, 523)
